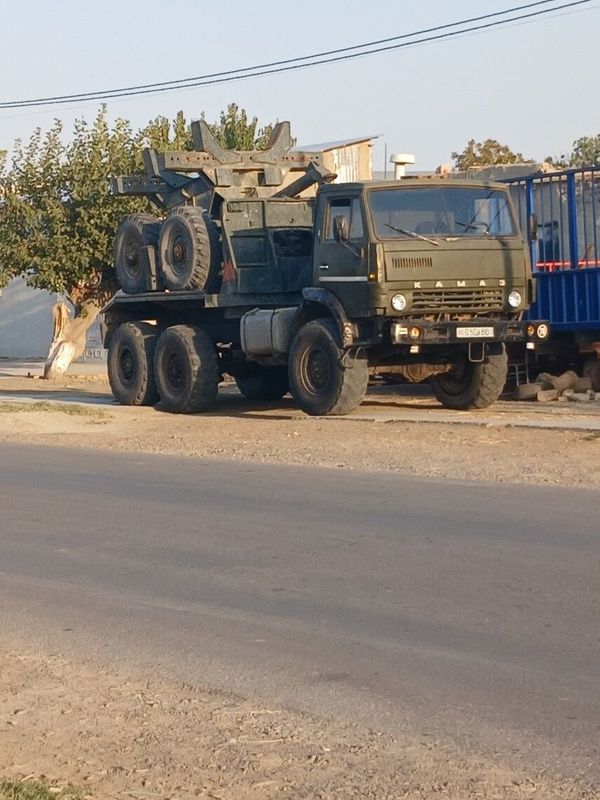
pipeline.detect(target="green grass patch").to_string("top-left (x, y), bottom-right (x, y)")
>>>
top-left (0, 401), bottom-right (109, 419)
top-left (0, 780), bottom-right (83, 800)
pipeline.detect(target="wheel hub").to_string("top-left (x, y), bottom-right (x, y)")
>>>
top-left (170, 229), bottom-right (190, 275)
top-left (118, 346), bottom-right (135, 383)
top-left (306, 348), bottom-right (331, 391)
top-left (165, 351), bottom-right (185, 391)
top-left (124, 240), bottom-right (141, 274)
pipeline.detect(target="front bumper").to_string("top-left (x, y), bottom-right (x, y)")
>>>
top-left (390, 318), bottom-right (549, 346)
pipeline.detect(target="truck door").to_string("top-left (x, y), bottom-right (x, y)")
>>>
top-left (314, 194), bottom-right (368, 312)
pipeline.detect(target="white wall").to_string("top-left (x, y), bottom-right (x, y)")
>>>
top-left (0, 277), bottom-right (63, 359)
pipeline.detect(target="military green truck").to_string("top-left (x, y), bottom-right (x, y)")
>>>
top-left (102, 120), bottom-right (548, 415)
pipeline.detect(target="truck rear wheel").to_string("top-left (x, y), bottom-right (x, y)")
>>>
top-left (431, 347), bottom-right (507, 410)
top-left (154, 325), bottom-right (218, 413)
top-left (235, 365), bottom-right (289, 402)
top-left (159, 206), bottom-right (220, 292)
top-left (288, 318), bottom-right (368, 416)
top-left (107, 322), bottom-right (159, 406)
top-left (114, 214), bottom-right (161, 294)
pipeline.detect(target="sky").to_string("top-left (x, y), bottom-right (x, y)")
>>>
top-left (2, 0), bottom-right (600, 172)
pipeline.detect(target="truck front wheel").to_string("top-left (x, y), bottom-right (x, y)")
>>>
top-left (154, 325), bottom-right (218, 413)
top-left (235, 365), bottom-right (289, 402)
top-left (288, 318), bottom-right (368, 416)
top-left (431, 346), bottom-right (507, 410)
top-left (107, 322), bottom-right (159, 406)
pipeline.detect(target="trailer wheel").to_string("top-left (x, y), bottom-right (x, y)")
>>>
top-left (431, 346), bottom-right (507, 410)
top-left (107, 322), bottom-right (159, 406)
top-left (235, 365), bottom-right (289, 402)
top-left (114, 214), bottom-right (161, 294)
top-left (159, 206), bottom-right (221, 292)
top-left (154, 325), bottom-right (218, 413)
top-left (288, 318), bottom-right (368, 416)
top-left (582, 356), bottom-right (600, 392)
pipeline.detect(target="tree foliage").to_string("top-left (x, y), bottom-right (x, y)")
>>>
top-left (451, 138), bottom-right (532, 170)
top-left (546, 134), bottom-right (600, 168)
top-left (205, 103), bottom-right (275, 150)
top-left (570, 134), bottom-right (600, 166)
top-left (0, 104), bottom-right (280, 308)
top-left (0, 110), bottom-right (147, 304)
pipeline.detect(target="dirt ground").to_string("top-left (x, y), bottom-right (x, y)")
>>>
top-left (1, 641), bottom-right (597, 800)
top-left (0, 373), bottom-right (599, 489)
top-left (2, 373), bottom-right (600, 799)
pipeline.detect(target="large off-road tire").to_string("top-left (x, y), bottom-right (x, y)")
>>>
top-left (154, 325), bottom-right (218, 413)
top-left (431, 346), bottom-right (508, 410)
top-left (288, 318), bottom-right (368, 416)
top-left (114, 214), bottom-right (161, 294)
top-left (158, 206), bottom-right (220, 292)
top-left (107, 322), bottom-right (159, 406)
top-left (235, 365), bottom-right (289, 402)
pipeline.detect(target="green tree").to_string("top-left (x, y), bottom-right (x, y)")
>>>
top-left (0, 109), bottom-right (146, 305)
top-left (0, 104), bottom-right (280, 375)
top-left (547, 134), bottom-right (600, 168)
top-left (205, 103), bottom-right (275, 150)
top-left (570, 134), bottom-right (600, 166)
top-left (451, 138), bottom-right (532, 170)
top-left (140, 110), bottom-right (194, 151)
top-left (0, 109), bottom-right (150, 375)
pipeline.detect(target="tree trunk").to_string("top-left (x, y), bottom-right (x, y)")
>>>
top-left (43, 302), bottom-right (101, 379)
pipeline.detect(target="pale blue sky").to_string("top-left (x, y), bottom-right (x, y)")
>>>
top-left (2, 0), bottom-right (599, 170)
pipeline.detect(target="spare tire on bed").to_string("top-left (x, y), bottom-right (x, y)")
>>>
top-left (158, 206), bottom-right (221, 292)
top-left (113, 214), bottom-right (161, 294)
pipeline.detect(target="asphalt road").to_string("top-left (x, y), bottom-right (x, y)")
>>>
top-left (0, 443), bottom-right (598, 780)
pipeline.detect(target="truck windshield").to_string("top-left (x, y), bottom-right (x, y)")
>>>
top-left (369, 186), bottom-right (516, 240)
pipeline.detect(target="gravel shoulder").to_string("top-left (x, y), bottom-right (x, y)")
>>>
top-left (1, 374), bottom-right (599, 489)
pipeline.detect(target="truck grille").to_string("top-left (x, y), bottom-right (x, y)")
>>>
top-left (412, 288), bottom-right (503, 311)
top-left (391, 256), bottom-right (433, 270)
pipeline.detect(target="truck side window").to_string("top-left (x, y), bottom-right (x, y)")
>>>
top-left (325, 198), bottom-right (364, 240)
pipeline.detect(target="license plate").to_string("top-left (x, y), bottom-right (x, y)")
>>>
top-left (456, 326), bottom-right (494, 339)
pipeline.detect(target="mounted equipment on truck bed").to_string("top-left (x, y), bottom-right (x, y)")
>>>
top-left (111, 120), bottom-right (334, 295)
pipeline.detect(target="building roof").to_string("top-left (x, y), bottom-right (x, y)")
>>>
top-left (293, 134), bottom-right (380, 153)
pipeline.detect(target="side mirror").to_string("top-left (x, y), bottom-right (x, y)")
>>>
top-left (528, 213), bottom-right (539, 242)
top-left (333, 215), bottom-right (349, 242)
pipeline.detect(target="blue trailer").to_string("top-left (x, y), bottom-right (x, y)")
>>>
top-left (504, 167), bottom-right (600, 388)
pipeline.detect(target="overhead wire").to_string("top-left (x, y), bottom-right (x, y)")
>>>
top-left (0, 0), bottom-right (594, 111)
top-left (0, 0), bottom-right (563, 108)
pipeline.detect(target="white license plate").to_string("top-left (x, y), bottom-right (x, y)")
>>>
top-left (456, 326), bottom-right (495, 339)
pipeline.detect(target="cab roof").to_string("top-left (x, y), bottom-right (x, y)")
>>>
top-left (319, 177), bottom-right (509, 192)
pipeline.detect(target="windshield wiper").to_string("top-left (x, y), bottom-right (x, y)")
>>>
top-left (383, 223), bottom-right (439, 246)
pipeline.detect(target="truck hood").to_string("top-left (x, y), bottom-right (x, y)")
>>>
top-left (383, 239), bottom-right (529, 286)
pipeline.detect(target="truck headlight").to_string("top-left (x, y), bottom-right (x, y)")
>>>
top-left (391, 293), bottom-right (407, 312)
top-left (508, 290), bottom-right (522, 308)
